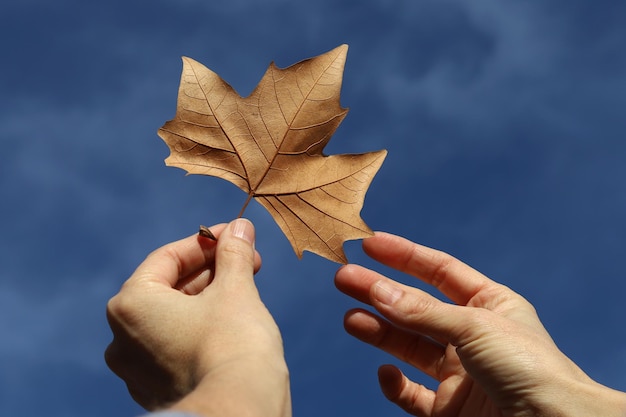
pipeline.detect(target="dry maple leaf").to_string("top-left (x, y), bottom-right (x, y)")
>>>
top-left (157, 44), bottom-right (387, 263)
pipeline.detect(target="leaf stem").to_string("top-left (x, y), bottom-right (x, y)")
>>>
top-left (238, 193), bottom-right (254, 218)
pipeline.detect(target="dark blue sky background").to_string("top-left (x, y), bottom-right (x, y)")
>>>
top-left (1, 1), bottom-right (626, 416)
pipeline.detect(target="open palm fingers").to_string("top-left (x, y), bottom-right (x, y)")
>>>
top-left (343, 308), bottom-right (450, 381)
top-left (378, 364), bottom-right (439, 417)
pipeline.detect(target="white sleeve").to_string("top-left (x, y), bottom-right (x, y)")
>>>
top-left (138, 412), bottom-right (202, 417)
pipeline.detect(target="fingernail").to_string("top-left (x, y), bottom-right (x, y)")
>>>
top-left (373, 281), bottom-right (403, 305)
top-left (230, 218), bottom-right (255, 245)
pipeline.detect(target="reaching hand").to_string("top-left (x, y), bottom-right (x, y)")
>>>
top-left (105, 219), bottom-right (291, 417)
top-left (335, 231), bottom-right (626, 417)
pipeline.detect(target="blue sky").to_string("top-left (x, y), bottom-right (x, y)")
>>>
top-left (1, 0), bottom-right (626, 416)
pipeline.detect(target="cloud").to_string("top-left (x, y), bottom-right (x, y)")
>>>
top-left (2, 1), bottom-right (626, 416)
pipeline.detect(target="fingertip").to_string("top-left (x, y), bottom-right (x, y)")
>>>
top-left (334, 263), bottom-right (357, 288)
top-left (378, 365), bottom-right (435, 416)
top-left (335, 264), bottom-right (391, 306)
top-left (362, 231), bottom-right (393, 254)
top-left (342, 308), bottom-right (368, 330)
top-left (342, 308), bottom-right (385, 345)
top-left (377, 364), bottom-right (404, 400)
top-left (224, 219), bottom-right (261, 273)
top-left (253, 250), bottom-right (262, 274)
top-left (230, 218), bottom-right (255, 245)
top-left (378, 364), bottom-right (404, 401)
top-left (213, 219), bottom-right (257, 285)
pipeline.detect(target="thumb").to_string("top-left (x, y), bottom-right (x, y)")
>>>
top-left (213, 218), bottom-right (256, 287)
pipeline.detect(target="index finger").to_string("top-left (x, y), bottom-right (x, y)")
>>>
top-left (362, 232), bottom-right (495, 306)
top-left (129, 224), bottom-right (227, 288)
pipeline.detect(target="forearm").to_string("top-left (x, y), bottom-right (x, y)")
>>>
top-left (169, 356), bottom-right (292, 417)
top-left (597, 386), bottom-right (626, 417)
top-left (534, 379), bottom-right (626, 417)
top-left (567, 382), bottom-right (626, 417)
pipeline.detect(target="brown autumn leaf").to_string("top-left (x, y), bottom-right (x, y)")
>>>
top-left (157, 45), bottom-right (387, 263)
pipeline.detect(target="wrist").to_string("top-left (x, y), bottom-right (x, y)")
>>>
top-left (172, 355), bottom-right (291, 417)
top-left (579, 382), bottom-right (626, 417)
top-left (538, 379), bottom-right (626, 417)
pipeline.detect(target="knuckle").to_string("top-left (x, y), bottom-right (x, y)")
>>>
top-left (369, 319), bottom-right (392, 348)
top-left (105, 293), bottom-right (125, 317)
top-left (455, 307), bottom-right (498, 343)
top-left (106, 291), bottom-right (137, 326)
top-left (402, 294), bottom-right (438, 317)
top-left (424, 250), bottom-right (455, 289)
top-left (103, 342), bottom-right (119, 371)
top-left (220, 239), bottom-right (252, 259)
top-left (399, 334), bottom-right (429, 364)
